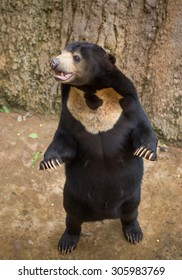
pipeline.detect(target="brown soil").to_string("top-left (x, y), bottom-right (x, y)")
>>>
top-left (0, 111), bottom-right (181, 260)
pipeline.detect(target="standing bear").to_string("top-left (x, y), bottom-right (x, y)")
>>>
top-left (40, 41), bottom-right (157, 254)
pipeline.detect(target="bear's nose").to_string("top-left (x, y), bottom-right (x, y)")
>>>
top-left (50, 58), bottom-right (60, 69)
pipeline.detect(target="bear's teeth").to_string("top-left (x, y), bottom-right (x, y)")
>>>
top-left (54, 72), bottom-right (74, 81)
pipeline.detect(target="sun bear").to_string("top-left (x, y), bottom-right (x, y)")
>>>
top-left (40, 41), bottom-right (157, 254)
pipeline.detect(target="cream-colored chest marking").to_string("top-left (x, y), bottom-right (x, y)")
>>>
top-left (67, 87), bottom-right (123, 134)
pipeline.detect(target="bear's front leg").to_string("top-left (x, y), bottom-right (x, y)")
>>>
top-left (39, 130), bottom-right (77, 171)
top-left (132, 114), bottom-right (158, 161)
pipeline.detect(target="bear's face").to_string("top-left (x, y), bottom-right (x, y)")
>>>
top-left (50, 41), bottom-right (116, 86)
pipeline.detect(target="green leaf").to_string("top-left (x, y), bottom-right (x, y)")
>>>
top-left (32, 151), bottom-right (41, 167)
top-left (28, 133), bottom-right (38, 139)
top-left (1, 105), bottom-right (10, 113)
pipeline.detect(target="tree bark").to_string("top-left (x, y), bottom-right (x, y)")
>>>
top-left (0, 0), bottom-right (181, 146)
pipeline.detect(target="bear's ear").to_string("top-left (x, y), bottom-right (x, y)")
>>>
top-left (108, 53), bottom-right (116, 65)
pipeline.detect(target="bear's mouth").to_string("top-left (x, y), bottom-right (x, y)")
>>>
top-left (54, 71), bottom-right (74, 81)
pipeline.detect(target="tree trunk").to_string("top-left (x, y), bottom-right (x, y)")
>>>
top-left (0, 0), bottom-right (181, 146)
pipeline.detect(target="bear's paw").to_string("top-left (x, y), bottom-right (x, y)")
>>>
top-left (58, 231), bottom-right (80, 254)
top-left (134, 146), bottom-right (157, 161)
top-left (39, 158), bottom-right (62, 171)
top-left (123, 221), bottom-right (143, 244)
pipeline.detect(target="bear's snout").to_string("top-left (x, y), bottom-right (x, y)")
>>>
top-left (50, 58), bottom-right (60, 70)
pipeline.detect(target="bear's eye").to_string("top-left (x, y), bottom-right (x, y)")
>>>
top-left (73, 55), bottom-right (81, 62)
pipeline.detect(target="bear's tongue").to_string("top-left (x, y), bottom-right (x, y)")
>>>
top-left (54, 72), bottom-right (73, 81)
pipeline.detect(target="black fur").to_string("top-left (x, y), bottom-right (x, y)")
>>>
top-left (40, 42), bottom-right (157, 253)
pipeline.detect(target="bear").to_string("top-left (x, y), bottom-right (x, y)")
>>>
top-left (40, 41), bottom-right (157, 254)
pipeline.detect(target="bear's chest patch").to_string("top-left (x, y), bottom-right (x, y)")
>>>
top-left (67, 86), bottom-right (123, 134)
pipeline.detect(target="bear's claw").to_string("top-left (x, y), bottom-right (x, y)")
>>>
top-left (58, 231), bottom-right (79, 254)
top-left (39, 158), bottom-right (62, 171)
top-left (123, 221), bottom-right (143, 244)
top-left (59, 245), bottom-right (75, 255)
top-left (134, 146), bottom-right (157, 161)
top-left (125, 232), bottom-right (143, 244)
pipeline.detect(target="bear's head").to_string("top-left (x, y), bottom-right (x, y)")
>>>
top-left (50, 41), bottom-right (116, 86)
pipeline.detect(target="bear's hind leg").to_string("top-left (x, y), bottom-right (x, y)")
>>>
top-left (58, 215), bottom-right (81, 254)
top-left (120, 198), bottom-right (143, 244)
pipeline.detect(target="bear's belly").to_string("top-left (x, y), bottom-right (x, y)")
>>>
top-left (65, 157), bottom-right (143, 221)
top-left (67, 86), bottom-right (123, 134)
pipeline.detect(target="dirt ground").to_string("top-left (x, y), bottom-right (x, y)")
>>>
top-left (0, 110), bottom-right (181, 260)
